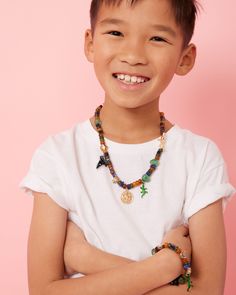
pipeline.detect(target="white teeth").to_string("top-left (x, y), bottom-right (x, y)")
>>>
top-left (115, 73), bottom-right (148, 84)
top-left (124, 75), bottom-right (130, 82)
top-left (131, 76), bottom-right (137, 83)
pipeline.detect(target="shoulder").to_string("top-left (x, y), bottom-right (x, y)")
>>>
top-left (173, 125), bottom-right (224, 166)
top-left (35, 120), bottom-right (86, 157)
top-left (170, 125), bottom-right (225, 178)
top-left (174, 124), bottom-right (217, 149)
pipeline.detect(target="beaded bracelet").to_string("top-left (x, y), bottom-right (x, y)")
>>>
top-left (151, 242), bottom-right (193, 292)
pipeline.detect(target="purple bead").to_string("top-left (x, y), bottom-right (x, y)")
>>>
top-left (184, 263), bottom-right (191, 270)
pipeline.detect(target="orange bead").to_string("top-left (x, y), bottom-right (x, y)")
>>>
top-left (176, 248), bottom-right (181, 254)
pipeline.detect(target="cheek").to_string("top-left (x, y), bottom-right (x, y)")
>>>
top-left (152, 51), bottom-right (180, 77)
top-left (92, 53), bottom-right (111, 88)
top-left (93, 42), bottom-right (118, 77)
top-left (94, 40), bottom-right (117, 61)
top-left (92, 49), bottom-right (108, 76)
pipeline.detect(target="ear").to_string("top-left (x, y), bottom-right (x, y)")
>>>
top-left (176, 44), bottom-right (197, 76)
top-left (84, 29), bottom-right (94, 63)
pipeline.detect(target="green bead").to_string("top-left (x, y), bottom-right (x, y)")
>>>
top-left (95, 118), bottom-right (101, 124)
top-left (178, 276), bottom-right (186, 284)
top-left (150, 159), bottom-right (159, 166)
top-left (142, 174), bottom-right (150, 182)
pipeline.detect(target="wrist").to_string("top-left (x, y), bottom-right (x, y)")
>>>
top-left (154, 248), bottom-right (182, 281)
top-left (85, 244), bottom-right (134, 273)
top-left (152, 243), bottom-right (193, 292)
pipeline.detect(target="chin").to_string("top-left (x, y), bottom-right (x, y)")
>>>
top-left (112, 96), bottom-right (155, 110)
top-left (112, 100), bottom-right (144, 110)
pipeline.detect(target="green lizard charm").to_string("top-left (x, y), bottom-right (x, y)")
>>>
top-left (140, 183), bottom-right (148, 198)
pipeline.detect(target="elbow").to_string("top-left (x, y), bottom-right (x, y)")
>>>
top-left (191, 277), bottom-right (224, 295)
top-left (185, 286), bottom-right (224, 295)
top-left (43, 285), bottom-right (51, 295)
top-left (28, 282), bottom-right (54, 295)
top-left (43, 282), bottom-right (56, 295)
top-left (201, 288), bottom-right (224, 295)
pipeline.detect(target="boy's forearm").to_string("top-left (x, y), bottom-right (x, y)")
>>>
top-left (66, 244), bottom-right (202, 295)
top-left (69, 246), bottom-right (199, 295)
top-left (69, 242), bottom-right (134, 275)
top-left (47, 250), bottom-right (182, 295)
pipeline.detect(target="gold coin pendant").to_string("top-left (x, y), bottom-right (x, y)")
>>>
top-left (121, 189), bottom-right (133, 204)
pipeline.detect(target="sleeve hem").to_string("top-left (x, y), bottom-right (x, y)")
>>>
top-left (183, 183), bottom-right (236, 224)
top-left (19, 173), bottom-right (69, 212)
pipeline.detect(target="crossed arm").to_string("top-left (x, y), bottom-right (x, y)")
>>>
top-left (28, 191), bottom-right (226, 295)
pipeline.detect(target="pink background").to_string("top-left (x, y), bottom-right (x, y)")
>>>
top-left (0, 0), bottom-right (235, 294)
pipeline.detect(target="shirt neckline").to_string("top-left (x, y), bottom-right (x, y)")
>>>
top-left (80, 118), bottom-right (180, 152)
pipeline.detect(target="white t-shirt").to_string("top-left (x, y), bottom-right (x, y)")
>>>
top-left (19, 119), bottom-right (236, 278)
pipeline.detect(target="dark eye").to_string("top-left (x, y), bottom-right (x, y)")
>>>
top-left (107, 31), bottom-right (122, 36)
top-left (151, 36), bottom-right (166, 42)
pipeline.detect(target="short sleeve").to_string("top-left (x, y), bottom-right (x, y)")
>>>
top-left (19, 137), bottom-right (69, 211)
top-left (183, 139), bottom-right (236, 223)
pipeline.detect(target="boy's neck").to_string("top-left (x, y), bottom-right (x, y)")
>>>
top-left (90, 99), bottom-right (174, 144)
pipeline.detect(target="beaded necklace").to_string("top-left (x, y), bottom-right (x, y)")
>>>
top-left (95, 104), bottom-right (166, 204)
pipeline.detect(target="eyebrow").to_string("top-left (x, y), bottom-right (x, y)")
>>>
top-left (98, 18), bottom-right (177, 37)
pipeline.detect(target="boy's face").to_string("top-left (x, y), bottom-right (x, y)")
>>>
top-left (85, 0), bottom-right (196, 109)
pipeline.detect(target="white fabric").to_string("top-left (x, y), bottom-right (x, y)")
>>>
top-left (19, 119), bottom-right (236, 278)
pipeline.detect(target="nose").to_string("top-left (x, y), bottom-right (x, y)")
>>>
top-left (118, 39), bottom-right (148, 66)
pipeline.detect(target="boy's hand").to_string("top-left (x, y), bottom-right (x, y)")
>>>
top-left (63, 220), bottom-right (134, 276)
top-left (64, 220), bottom-right (89, 276)
top-left (161, 224), bottom-right (191, 262)
top-left (65, 220), bottom-right (87, 244)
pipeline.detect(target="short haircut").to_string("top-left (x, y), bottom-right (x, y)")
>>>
top-left (90, 0), bottom-right (199, 47)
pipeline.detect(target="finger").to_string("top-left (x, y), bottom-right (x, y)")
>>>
top-left (176, 224), bottom-right (189, 236)
top-left (66, 221), bottom-right (76, 231)
top-left (67, 220), bottom-right (79, 229)
top-left (183, 222), bottom-right (189, 228)
top-left (183, 225), bottom-right (189, 236)
top-left (67, 220), bottom-right (74, 226)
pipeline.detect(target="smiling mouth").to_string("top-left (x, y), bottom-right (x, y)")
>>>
top-left (112, 73), bottom-right (150, 84)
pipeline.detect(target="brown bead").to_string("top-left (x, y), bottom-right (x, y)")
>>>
top-left (149, 167), bottom-right (155, 173)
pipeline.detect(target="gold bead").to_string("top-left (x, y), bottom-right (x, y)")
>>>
top-left (160, 134), bottom-right (166, 149)
top-left (112, 176), bottom-right (119, 183)
top-left (186, 268), bottom-right (191, 275)
top-left (100, 144), bottom-right (108, 153)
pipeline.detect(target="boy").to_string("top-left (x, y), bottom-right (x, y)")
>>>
top-left (20, 0), bottom-right (235, 294)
